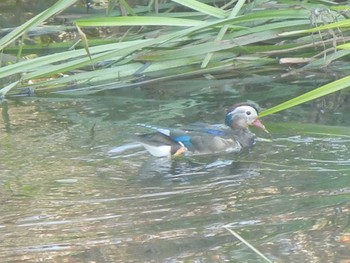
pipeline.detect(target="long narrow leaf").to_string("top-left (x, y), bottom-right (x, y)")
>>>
top-left (76, 16), bottom-right (206, 27)
top-left (137, 30), bottom-right (281, 61)
top-left (201, 0), bottom-right (246, 67)
top-left (0, 40), bottom-right (147, 79)
top-left (172, 0), bottom-right (227, 18)
top-left (0, 81), bottom-right (20, 97)
top-left (280, 18), bottom-right (350, 36)
top-left (260, 75), bottom-right (350, 117)
top-left (224, 227), bottom-right (272, 263)
top-left (0, 0), bottom-right (78, 50)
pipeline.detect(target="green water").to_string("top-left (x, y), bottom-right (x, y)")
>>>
top-left (0, 76), bottom-right (349, 262)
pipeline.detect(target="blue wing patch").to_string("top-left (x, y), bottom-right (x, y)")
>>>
top-left (174, 129), bottom-right (226, 148)
top-left (203, 129), bottom-right (226, 136)
top-left (174, 135), bottom-right (193, 148)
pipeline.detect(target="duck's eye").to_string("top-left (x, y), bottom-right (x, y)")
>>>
top-left (246, 111), bottom-right (251, 116)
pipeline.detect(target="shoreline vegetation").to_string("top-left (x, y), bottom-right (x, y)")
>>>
top-left (0, 0), bottom-right (349, 115)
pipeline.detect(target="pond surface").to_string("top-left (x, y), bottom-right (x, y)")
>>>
top-left (0, 74), bottom-right (350, 263)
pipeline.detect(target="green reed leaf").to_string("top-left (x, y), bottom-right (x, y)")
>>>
top-left (260, 75), bottom-right (350, 117)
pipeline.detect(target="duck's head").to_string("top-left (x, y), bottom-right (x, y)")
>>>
top-left (225, 103), bottom-right (268, 132)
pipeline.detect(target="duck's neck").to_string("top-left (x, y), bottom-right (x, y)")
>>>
top-left (232, 128), bottom-right (256, 148)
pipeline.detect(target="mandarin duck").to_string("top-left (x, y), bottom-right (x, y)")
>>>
top-left (136, 103), bottom-right (268, 157)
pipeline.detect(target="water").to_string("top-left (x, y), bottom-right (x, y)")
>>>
top-left (0, 77), bottom-right (349, 262)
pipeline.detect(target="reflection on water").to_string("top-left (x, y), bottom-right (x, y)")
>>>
top-left (0, 79), bottom-right (349, 262)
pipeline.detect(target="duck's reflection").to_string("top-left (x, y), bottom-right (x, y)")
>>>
top-left (137, 152), bottom-right (262, 185)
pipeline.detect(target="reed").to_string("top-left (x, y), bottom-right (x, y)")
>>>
top-left (0, 0), bottom-right (349, 112)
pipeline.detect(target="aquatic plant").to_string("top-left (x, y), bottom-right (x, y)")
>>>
top-left (0, 0), bottom-right (349, 114)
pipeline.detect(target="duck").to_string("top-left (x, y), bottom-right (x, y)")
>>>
top-left (135, 103), bottom-right (268, 157)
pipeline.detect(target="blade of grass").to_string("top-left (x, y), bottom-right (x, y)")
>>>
top-left (337, 43), bottom-right (350, 49)
top-left (222, 8), bottom-right (309, 26)
top-left (224, 227), bottom-right (272, 263)
top-left (35, 61), bottom-right (239, 95)
top-left (172, 0), bottom-right (227, 18)
top-left (17, 20), bottom-right (218, 80)
top-left (0, 81), bottom-right (20, 98)
top-left (76, 16), bottom-right (206, 27)
top-left (0, 0), bottom-right (78, 50)
top-left (260, 75), bottom-right (350, 117)
top-left (0, 40), bottom-right (148, 79)
top-left (280, 18), bottom-right (350, 36)
top-left (136, 30), bottom-right (281, 61)
top-left (201, 0), bottom-right (246, 68)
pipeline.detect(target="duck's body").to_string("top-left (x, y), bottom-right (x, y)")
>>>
top-left (136, 103), bottom-right (268, 157)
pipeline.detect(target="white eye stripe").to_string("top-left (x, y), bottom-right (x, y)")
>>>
top-left (228, 106), bottom-right (258, 117)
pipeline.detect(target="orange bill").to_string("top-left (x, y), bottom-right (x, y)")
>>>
top-left (252, 118), bottom-right (269, 133)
